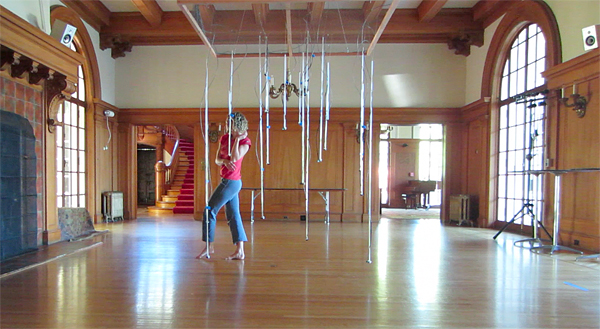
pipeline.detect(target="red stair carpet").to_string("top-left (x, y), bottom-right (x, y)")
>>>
top-left (173, 140), bottom-right (195, 214)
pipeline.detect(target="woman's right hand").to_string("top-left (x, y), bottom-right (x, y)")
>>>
top-left (223, 159), bottom-right (236, 171)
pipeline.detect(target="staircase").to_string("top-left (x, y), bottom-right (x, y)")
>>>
top-left (148, 139), bottom-right (195, 214)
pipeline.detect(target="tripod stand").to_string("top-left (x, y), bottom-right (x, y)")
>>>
top-left (493, 100), bottom-right (552, 245)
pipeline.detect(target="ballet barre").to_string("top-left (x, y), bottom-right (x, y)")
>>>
top-left (242, 187), bottom-right (346, 223)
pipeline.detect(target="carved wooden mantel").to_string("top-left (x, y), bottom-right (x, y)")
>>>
top-left (0, 5), bottom-right (83, 130)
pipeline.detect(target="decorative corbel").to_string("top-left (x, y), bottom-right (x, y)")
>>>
top-left (447, 31), bottom-right (484, 56)
top-left (10, 53), bottom-right (32, 79)
top-left (29, 62), bottom-right (50, 85)
top-left (0, 47), bottom-right (14, 71)
top-left (45, 72), bottom-right (77, 133)
top-left (100, 34), bottom-right (133, 59)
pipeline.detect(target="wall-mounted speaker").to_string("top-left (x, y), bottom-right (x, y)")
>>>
top-left (50, 20), bottom-right (77, 48)
top-left (582, 25), bottom-right (600, 51)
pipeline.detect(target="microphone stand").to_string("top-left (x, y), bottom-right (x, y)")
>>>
top-left (493, 98), bottom-right (552, 245)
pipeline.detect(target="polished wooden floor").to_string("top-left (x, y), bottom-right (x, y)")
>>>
top-left (1, 210), bottom-right (599, 328)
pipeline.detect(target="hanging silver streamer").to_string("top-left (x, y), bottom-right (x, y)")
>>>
top-left (228, 51), bottom-right (234, 156)
top-left (300, 53), bottom-right (306, 185)
top-left (318, 37), bottom-right (325, 163)
top-left (265, 41), bottom-right (271, 165)
top-left (204, 57), bottom-right (210, 259)
top-left (367, 59), bottom-right (374, 264)
top-left (283, 54), bottom-right (288, 130)
top-left (304, 50), bottom-right (311, 241)
top-left (324, 62), bottom-right (330, 151)
top-left (359, 50), bottom-right (365, 196)
top-left (258, 37), bottom-right (265, 220)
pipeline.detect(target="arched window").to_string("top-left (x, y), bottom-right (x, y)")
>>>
top-left (496, 24), bottom-right (547, 224)
top-left (55, 43), bottom-right (87, 207)
top-left (482, 0), bottom-right (560, 227)
top-left (50, 5), bottom-right (102, 210)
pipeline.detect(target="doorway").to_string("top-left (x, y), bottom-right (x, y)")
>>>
top-left (380, 124), bottom-right (443, 216)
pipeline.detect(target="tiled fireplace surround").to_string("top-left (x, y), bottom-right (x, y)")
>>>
top-left (1, 76), bottom-right (44, 245)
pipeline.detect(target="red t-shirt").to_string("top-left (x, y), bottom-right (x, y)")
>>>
top-left (219, 134), bottom-right (251, 180)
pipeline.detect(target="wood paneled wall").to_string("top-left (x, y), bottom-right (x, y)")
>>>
top-left (543, 49), bottom-right (600, 252)
top-left (122, 107), bottom-right (464, 223)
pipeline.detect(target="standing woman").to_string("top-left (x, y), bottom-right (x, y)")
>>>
top-left (197, 112), bottom-right (251, 260)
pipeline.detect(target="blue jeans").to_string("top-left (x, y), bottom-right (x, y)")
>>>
top-left (202, 178), bottom-right (247, 244)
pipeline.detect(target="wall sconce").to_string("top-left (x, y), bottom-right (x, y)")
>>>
top-left (208, 123), bottom-right (221, 143)
top-left (269, 70), bottom-right (300, 101)
top-left (561, 84), bottom-right (587, 118)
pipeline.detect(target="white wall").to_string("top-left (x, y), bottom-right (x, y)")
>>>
top-left (546, 0), bottom-right (600, 62)
top-left (46, 0), bottom-right (116, 104)
top-left (1, 0), bottom-right (48, 32)
top-left (115, 44), bottom-right (466, 109)
top-left (465, 18), bottom-right (501, 105)
top-left (1, 1), bottom-right (116, 105)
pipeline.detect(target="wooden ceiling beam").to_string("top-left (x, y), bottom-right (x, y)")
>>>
top-left (102, 8), bottom-right (483, 49)
top-left (178, 0), bottom-right (360, 3)
top-left (472, 0), bottom-right (517, 28)
top-left (252, 3), bottom-right (269, 28)
top-left (102, 12), bottom-right (201, 46)
top-left (197, 4), bottom-right (216, 30)
top-left (307, 2), bottom-right (325, 28)
top-left (60, 0), bottom-right (111, 31)
top-left (362, 1), bottom-right (385, 28)
top-left (367, 0), bottom-right (399, 56)
top-left (130, 0), bottom-right (163, 28)
top-left (417, 0), bottom-right (448, 22)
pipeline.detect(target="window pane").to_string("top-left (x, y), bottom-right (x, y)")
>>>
top-left (527, 61), bottom-right (537, 90)
top-left (56, 104), bottom-right (64, 123)
top-left (71, 125), bottom-right (78, 150)
top-left (70, 172), bottom-right (78, 197)
top-left (79, 151), bottom-right (85, 172)
top-left (79, 129), bottom-right (85, 151)
top-left (516, 69), bottom-right (525, 95)
top-left (71, 102), bottom-right (78, 126)
top-left (64, 104), bottom-right (71, 125)
top-left (537, 33), bottom-right (546, 60)
top-left (509, 72), bottom-right (517, 97)
top-left (78, 105), bottom-right (85, 128)
top-left (498, 152), bottom-right (507, 174)
top-left (517, 41), bottom-right (526, 69)
top-left (79, 195), bottom-right (86, 208)
top-left (79, 173), bottom-right (86, 196)
top-left (510, 47), bottom-right (518, 72)
top-left (514, 124), bottom-right (525, 151)
top-left (56, 172), bottom-right (63, 195)
top-left (431, 125), bottom-right (443, 140)
top-left (528, 34), bottom-right (537, 64)
top-left (501, 77), bottom-right (508, 100)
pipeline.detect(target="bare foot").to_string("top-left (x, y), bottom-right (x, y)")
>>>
top-left (225, 251), bottom-right (245, 260)
top-left (196, 244), bottom-right (215, 259)
top-left (225, 242), bottom-right (245, 260)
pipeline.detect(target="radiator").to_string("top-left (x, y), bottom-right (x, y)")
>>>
top-left (102, 191), bottom-right (124, 222)
top-left (449, 194), bottom-right (473, 226)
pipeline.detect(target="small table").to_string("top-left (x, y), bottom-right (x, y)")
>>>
top-left (242, 187), bottom-right (346, 223)
top-left (527, 168), bottom-right (599, 255)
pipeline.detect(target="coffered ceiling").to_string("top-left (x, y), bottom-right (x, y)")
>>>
top-left (59, 0), bottom-right (517, 58)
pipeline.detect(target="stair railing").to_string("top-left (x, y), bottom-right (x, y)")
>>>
top-left (154, 124), bottom-right (180, 202)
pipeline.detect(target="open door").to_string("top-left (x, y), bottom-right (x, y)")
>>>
top-left (388, 139), bottom-right (420, 208)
